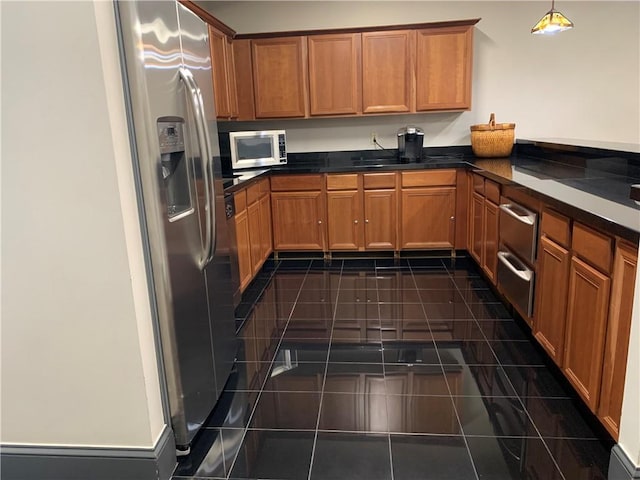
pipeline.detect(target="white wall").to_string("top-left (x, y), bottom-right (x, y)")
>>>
top-left (204, 1), bottom-right (640, 152)
top-left (0, 1), bottom-right (164, 448)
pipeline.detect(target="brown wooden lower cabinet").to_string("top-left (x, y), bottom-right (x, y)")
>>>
top-left (534, 235), bottom-right (570, 365)
top-left (364, 189), bottom-right (396, 249)
top-left (258, 193), bottom-right (272, 263)
top-left (234, 180), bottom-right (272, 292)
top-left (400, 187), bottom-right (455, 249)
top-left (271, 190), bottom-right (326, 250)
top-left (248, 201), bottom-right (262, 275)
top-left (563, 256), bottom-right (611, 411)
top-left (326, 173), bottom-right (396, 251)
top-left (482, 199), bottom-right (499, 282)
top-left (468, 173), bottom-right (500, 285)
top-left (234, 207), bottom-right (252, 292)
top-left (327, 189), bottom-right (361, 250)
top-left (598, 240), bottom-right (638, 438)
top-left (469, 191), bottom-right (483, 263)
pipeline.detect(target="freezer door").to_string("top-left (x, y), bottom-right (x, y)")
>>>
top-left (178, 4), bottom-right (238, 398)
top-left (116, 1), bottom-right (218, 449)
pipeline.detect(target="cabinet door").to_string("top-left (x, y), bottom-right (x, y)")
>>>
top-left (598, 241), bottom-right (638, 439)
top-left (259, 194), bottom-right (272, 263)
top-left (252, 36), bottom-right (307, 118)
top-left (563, 256), bottom-right (611, 411)
top-left (534, 236), bottom-right (570, 365)
top-left (233, 39), bottom-right (256, 120)
top-left (327, 190), bottom-right (361, 250)
top-left (235, 209), bottom-right (253, 292)
top-left (248, 201), bottom-right (262, 275)
top-left (469, 192), bottom-right (484, 263)
top-left (362, 30), bottom-right (413, 113)
top-left (482, 199), bottom-right (499, 283)
top-left (308, 33), bottom-right (361, 116)
top-left (364, 189), bottom-right (396, 250)
top-left (415, 26), bottom-right (473, 111)
top-left (225, 36), bottom-right (239, 118)
top-left (271, 191), bottom-right (326, 250)
top-left (209, 26), bottom-right (232, 119)
top-left (401, 187), bottom-right (455, 249)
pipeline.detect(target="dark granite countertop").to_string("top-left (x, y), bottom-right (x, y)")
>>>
top-left (223, 140), bottom-right (640, 238)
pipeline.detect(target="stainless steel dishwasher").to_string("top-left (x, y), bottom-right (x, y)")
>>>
top-left (497, 200), bottom-right (538, 317)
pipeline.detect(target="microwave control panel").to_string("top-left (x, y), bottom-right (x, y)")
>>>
top-left (278, 133), bottom-right (287, 163)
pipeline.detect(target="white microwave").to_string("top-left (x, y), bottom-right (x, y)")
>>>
top-left (229, 130), bottom-right (287, 170)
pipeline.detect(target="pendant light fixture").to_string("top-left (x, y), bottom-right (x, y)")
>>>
top-left (531, 0), bottom-right (574, 35)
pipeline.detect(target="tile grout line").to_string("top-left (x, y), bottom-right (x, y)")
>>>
top-left (306, 259), bottom-right (344, 480)
top-left (224, 259), bottom-right (313, 480)
top-left (445, 259), bottom-right (568, 480)
top-left (376, 261), bottom-right (395, 480)
top-left (413, 258), bottom-right (481, 480)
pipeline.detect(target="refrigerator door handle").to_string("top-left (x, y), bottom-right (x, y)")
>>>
top-left (179, 67), bottom-right (216, 268)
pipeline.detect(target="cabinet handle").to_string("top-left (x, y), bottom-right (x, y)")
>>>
top-left (318, 220), bottom-right (322, 224)
top-left (450, 216), bottom-right (455, 221)
top-left (354, 220), bottom-right (359, 224)
top-left (365, 219), bottom-right (369, 223)
top-left (499, 203), bottom-right (536, 226)
top-left (497, 251), bottom-right (533, 282)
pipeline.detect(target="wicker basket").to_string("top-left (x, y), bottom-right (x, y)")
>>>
top-left (470, 113), bottom-right (515, 158)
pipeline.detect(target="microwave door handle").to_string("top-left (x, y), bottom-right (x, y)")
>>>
top-left (179, 68), bottom-right (215, 269)
top-left (499, 203), bottom-right (536, 226)
top-left (497, 251), bottom-right (533, 282)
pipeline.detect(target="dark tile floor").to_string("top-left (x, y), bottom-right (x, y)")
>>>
top-left (172, 256), bottom-right (614, 480)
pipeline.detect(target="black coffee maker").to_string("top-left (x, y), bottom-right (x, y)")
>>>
top-left (397, 126), bottom-right (424, 162)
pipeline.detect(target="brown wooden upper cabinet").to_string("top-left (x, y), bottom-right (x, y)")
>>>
top-left (251, 36), bottom-right (308, 118)
top-left (232, 39), bottom-right (255, 121)
top-left (362, 30), bottom-right (414, 114)
top-left (231, 19), bottom-right (478, 120)
top-left (209, 25), bottom-right (238, 119)
top-left (415, 25), bottom-right (474, 111)
top-left (308, 33), bottom-right (362, 116)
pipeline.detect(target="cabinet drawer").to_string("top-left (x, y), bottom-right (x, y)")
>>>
top-left (364, 172), bottom-right (396, 189)
top-left (472, 173), bottom-right (485, 195)
top-left (271, 174), bottom-right (324, 191)
top-left (327, 174), bottom-right (358, 190)
top-left (247, 182), bottom-right (261, 204)
top-left (402, 169), bottom-right (457, 187)
top-left (484, 180), bottom-right (500, 204)
top-left (259, 178), bottom-right (270, 196)
top-left (572, 222), bottom-right (612, 273)
top-left (235, 189), bottom-right (247, 212)
top-left (541, 208), bottom-right (571, 248)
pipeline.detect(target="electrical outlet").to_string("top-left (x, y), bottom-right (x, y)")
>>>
top-left (370, 132), bottom-right (377, 144)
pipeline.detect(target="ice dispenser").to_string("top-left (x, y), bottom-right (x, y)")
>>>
top-left (157, 118), bottom-right (194, 220)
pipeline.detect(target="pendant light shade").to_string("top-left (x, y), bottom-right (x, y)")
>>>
top-left (531, 0), bottom-right (574, 35)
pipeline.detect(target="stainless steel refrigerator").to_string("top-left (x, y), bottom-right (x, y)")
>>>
top-left (115, 1), bottom-right (238, 452)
